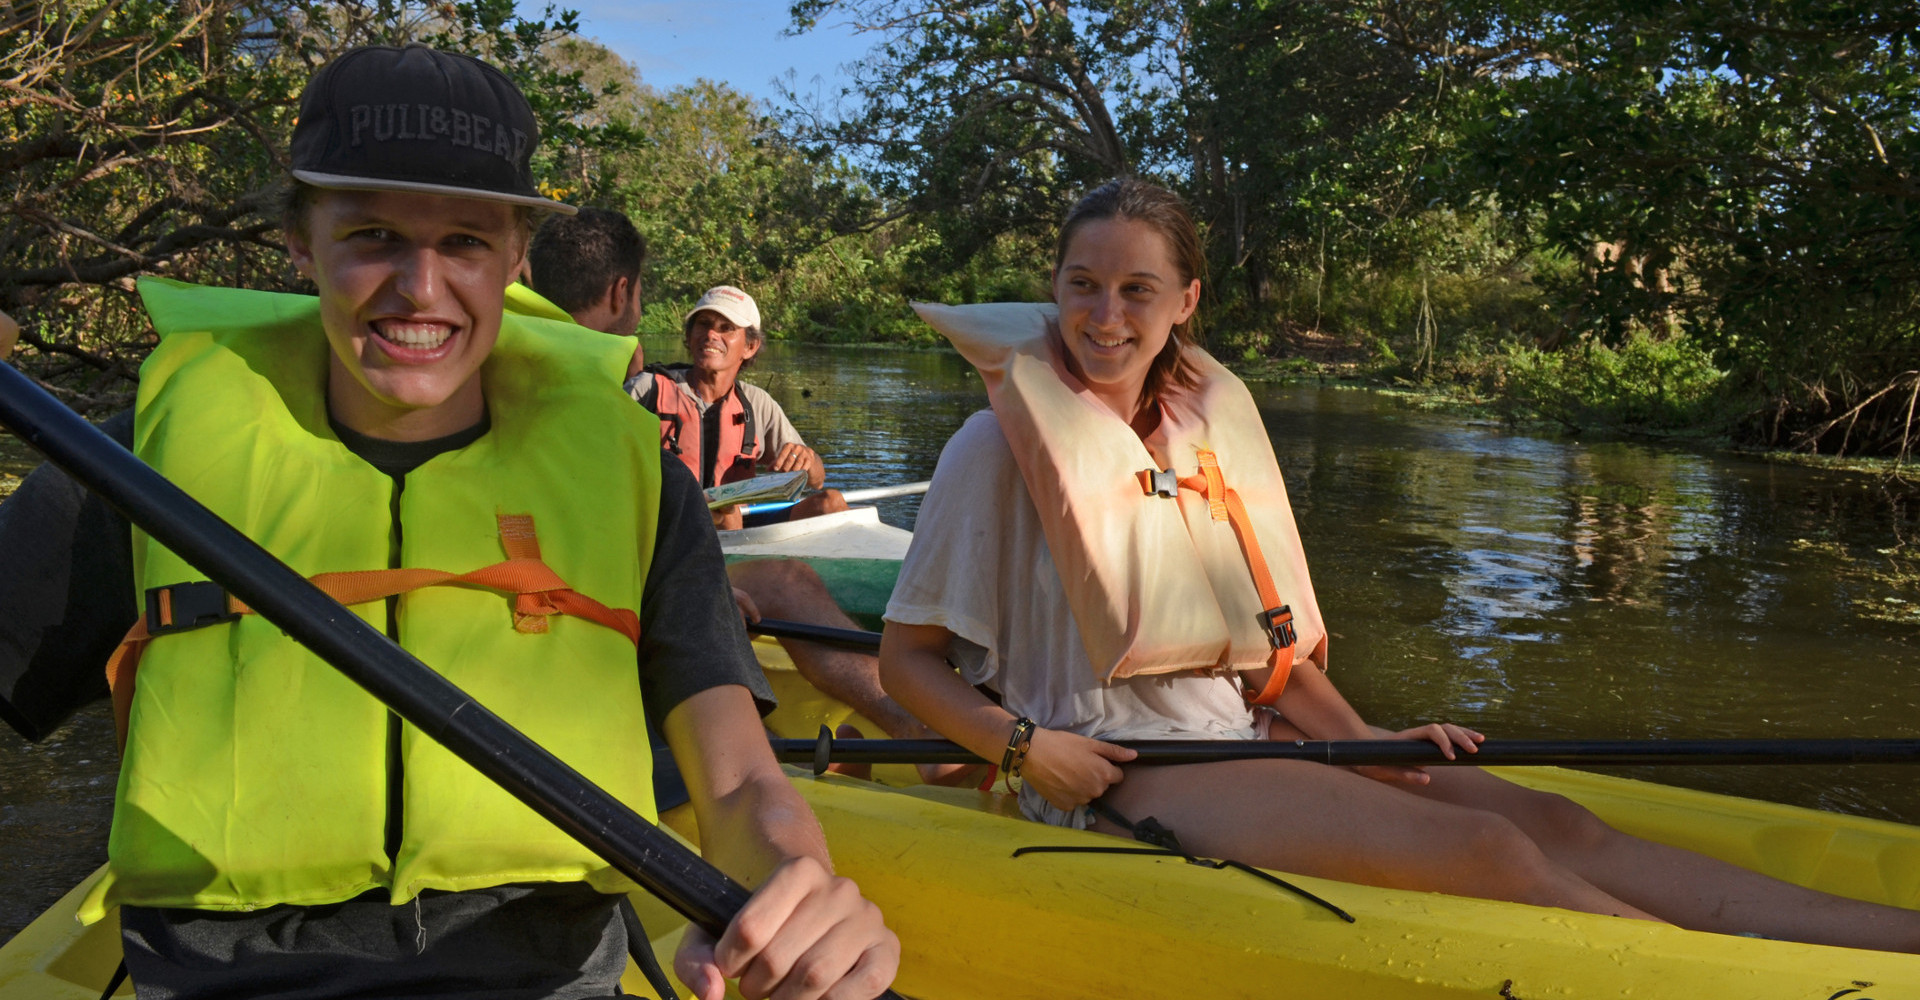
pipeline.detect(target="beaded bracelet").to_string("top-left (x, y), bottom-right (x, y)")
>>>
top-left (1001, 717), bottom-right (1037, 793)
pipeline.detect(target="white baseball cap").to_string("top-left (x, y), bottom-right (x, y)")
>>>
top-left (683, 285), bottom-right (760, 330)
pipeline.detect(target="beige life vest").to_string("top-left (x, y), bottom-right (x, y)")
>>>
top-left (914, 302), bottom-right (1327, 698)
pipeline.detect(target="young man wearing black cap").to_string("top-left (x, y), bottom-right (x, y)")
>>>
top-left (0, 44), bottom-right (896, 1000)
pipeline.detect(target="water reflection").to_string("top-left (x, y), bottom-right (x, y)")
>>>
top-left (1262, 384), bottom-right (1920, 821)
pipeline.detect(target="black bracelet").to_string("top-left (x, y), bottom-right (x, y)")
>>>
top-left (1000, 717), bottom-right (1036, 791)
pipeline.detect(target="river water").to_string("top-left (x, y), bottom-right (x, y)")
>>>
top-left (3, 337), bottom-right (1918, 942)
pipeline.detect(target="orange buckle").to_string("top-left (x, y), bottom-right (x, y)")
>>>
top-left (144, 581), bottom-right (239, 635)
top-left (1140, 468), bottom-right (1179, 498)
top-left (1259, 604), bottom-right (1297, 651)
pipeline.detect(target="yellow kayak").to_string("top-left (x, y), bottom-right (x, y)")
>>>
top-left (9, 648), bottom-right (1920, 997)
top-left (13, 764), bottom-right (1918, 997)
top-left (780, 770), bottom-right (1919, 998)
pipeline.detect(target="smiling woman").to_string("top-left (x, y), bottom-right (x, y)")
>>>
top-left (880, 176), bottom-right (1920, 955)
top-left (1050, 215), bottom-right (1199, 436)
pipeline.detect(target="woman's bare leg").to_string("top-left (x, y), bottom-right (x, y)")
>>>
top-left (1093, 758), bottom-right (1661, 920)
top-left (1409, 763), bottom-right (1920, 951)
top-left (1248, 714), bottom-right (1920, 949)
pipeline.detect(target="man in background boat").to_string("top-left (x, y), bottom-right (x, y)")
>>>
top-left (617, 284), bottom-right (967, 776)
top-left (0, 43), bottom-right (897, 1000)
top-left (627, 285), bottom-right (847, 528)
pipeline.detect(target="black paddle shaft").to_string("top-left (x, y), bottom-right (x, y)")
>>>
top-left (749, 618), bottom-right (883, 650)
top-left (741, 622), bottom-right (1920, 772)
top-left (0, 362), bottom-right (908, 999)
top-left (774, 736), bottom-right (1920, 770)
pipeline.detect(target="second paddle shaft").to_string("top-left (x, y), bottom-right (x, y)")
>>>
top-left (773, 736), bottom-right (1920, 768)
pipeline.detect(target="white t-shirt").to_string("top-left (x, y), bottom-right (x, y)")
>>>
top-left (885, 410), bottom-right (1259, 828)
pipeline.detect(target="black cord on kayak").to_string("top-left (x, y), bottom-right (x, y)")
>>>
top-left (97, 960), bottom-right (128, 1000)
top-left (1012, 846), bottom-right (1355, 924)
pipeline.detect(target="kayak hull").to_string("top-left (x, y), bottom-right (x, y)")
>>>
top-left (785, 769), bottom-right (1920, 999)
top-left (8, 768), bottom-right (1920, 999)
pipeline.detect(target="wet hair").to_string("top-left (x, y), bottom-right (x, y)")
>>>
top-left (278, 178), bottom-right (537, 248)
top-left (1053, 177), bottom-right (1205, 405)
top-left (527, 207), bottom-right (646, 313)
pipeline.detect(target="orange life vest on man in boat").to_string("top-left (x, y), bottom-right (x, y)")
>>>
top-left (635, 363), bottom-right (761, 488)
top-left (914, 302), bottom-right (1327, 702)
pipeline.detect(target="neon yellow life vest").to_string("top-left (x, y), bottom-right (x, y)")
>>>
top-left (78, 277), bottom-right (662, 922)
top-left (504, 280), bottom-right (580, 324)
top-left (914, 302), bottom-right (1327, 689)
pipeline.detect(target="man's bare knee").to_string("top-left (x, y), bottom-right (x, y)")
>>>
top-left (729, 557), bottom-right (825, 594)
top-left (787, 491), bottom-right (848, 520)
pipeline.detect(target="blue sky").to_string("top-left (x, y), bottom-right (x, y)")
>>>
top-left (547, 1), bottom-right (875, 107)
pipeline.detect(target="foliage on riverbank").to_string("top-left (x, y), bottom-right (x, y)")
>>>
top-left (772, 0), bottom-right (1920, 457)
top-left (1465, 334), bottom-right (1732, 437)
top-left (4, 1), bottom-right (1914, 460)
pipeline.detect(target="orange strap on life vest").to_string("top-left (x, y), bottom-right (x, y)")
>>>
top-left (106, 514), bottom-right (640, 748)
top-left (1138, 450), bottom-right (1296, 706)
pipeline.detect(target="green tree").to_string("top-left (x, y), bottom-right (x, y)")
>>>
top-left (784, 0), bottom-right (1555, 363)
top-left (1436, 0), bottom-right (1920, 452)
top-left (1188, 1), bottom-right (1440, 320)
top-left (784, 0), bottom-right (1193, 264)
top-left (593, 77), bottom-right (888, 336)
top-left (0, 0), bottom-right (621, 413)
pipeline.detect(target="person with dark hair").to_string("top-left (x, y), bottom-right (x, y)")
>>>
top-left (519, 213), bottom-right (943, 785)
top-left (880, 177), bottom-right (1920, 952)
top-left (0, 43), bottom-right (898, 999)
top-left (528, 206), bottom-right (647, 338)
top-left (618, 285), bottom-right (964, 782)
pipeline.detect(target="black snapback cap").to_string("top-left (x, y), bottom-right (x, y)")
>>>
top-left (290, 44), bottom-right (576, 215)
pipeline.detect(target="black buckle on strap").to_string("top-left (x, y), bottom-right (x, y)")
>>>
top-left (1260, 604), bottom-right (1297, 650)
top-left (145, 581), bottom-right (239, 636)
top-left (1144, 468), bottom-right (1179, 498)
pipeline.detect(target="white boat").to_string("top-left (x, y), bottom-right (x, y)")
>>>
top-left (719, 503), bottom-right (912, 561)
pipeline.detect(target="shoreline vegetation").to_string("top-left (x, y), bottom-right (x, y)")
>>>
top-left (3, 2), bottom-right (1914, 472)
top-left (9, 334), bottom-right (1917, 496)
